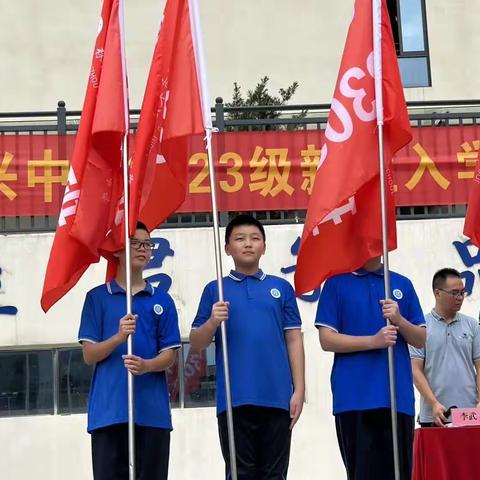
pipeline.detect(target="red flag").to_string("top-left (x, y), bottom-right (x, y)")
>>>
top-left (463, 172), bottom-right (480, 246)
top-left (41, 0), bottom-right (127, 312)
top-left (294, 0), bottom-right (411, 295)
top-left (102, 0), bottom-right (204, 269)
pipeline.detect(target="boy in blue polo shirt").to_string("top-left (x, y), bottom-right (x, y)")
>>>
top-left (190, 214), bottom-right (305, 480)
top-left (79, 222), bottom-right (181, 480)
top-left (316, 256), bottom-right (426, 480)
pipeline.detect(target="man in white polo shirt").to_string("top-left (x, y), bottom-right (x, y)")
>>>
top-left (410, 268), bottom-right (480, 427)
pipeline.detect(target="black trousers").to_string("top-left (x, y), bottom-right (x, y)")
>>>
top-left (218, 405), bottom-right (292, 480)
top-left (419, 422), bottom-right (435, 428)
top-left (335, 409), bottom-right (414, 480)
top-left (91, 423), bottom-right (170, 480)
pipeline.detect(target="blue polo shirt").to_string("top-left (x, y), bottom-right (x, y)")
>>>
top-left (315, 269), bottom-right (425, 416)
top-left (79, 280), bottom-right (181, 432)
top-left (192, 270), bottom-right (302, 415)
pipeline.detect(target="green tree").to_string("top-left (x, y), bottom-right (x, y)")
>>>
top-left (224, 76), bottom-right (305, 131)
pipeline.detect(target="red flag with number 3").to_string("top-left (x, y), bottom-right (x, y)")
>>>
top-left (294, 0), bottom-right (411, 295)
top-left (41, 0), bottom-right (127, 312)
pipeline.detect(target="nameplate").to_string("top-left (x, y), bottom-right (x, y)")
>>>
top-left (452, 408), bottom-right (480, 427)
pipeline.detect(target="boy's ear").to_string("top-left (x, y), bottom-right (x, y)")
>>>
top-left (113, 251), bottom-right (121, 259)
top-left (225, 243), bottom-right (231, 257)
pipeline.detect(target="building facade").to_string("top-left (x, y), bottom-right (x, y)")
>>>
top-left (0, 0), bottom-right (478, 112)
top-left (1, 1), bottom-right (479, 479)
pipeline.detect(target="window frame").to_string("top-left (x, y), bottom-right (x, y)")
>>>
top-left (389, 0), bottom-right (432, 88)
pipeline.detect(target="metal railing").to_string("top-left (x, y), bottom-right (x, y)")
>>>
top-left (2, 98), bottom-right (480, 134)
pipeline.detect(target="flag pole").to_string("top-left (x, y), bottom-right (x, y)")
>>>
top-left (189, 1), bottom-right (238, 478)
top-left (373, 1), bottom-right (400, 479)
top-left (119, 1), bottom-right (135, 478)
top-left (204, 128), bottom-right (238, 480)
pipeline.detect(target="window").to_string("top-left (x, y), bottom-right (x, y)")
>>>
top-left (0, 350), bottom-right (54, 416)
top-left (183, 343), bottom-right (216, 408)
top-left (166, 343), bottom-right (216, 408)
top-left (388, 0), bottom-right (431, 88)
top-left (58, 349), bottom-right (93, 415)
top-left (0, 343), bottom-right (217, 418)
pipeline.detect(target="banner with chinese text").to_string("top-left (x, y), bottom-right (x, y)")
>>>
top-left (1, 125), bottom-right (479, 216)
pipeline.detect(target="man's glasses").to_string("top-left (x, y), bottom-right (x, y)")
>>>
top-left (130, 239), bottom-right (155, 251)
top-left (437, 288), bottom-right (466, 298)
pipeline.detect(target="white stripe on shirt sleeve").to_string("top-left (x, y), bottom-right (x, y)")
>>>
top-left (158, 343), bottom-right (182, 353)
top-left (314, 322), bottom-right (339, 333)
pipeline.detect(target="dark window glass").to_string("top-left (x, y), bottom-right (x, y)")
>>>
top-left (58, 349), bottom-right (93, 414)
top-left (0, 351), bottom-right (53, 416)
top-left (387, 0), bottom-right (400, 52)
top-left (183, 344), bottom-right (216, 408)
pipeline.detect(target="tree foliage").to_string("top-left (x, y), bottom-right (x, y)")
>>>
top-left (224, 76), bottom-right (306, 131)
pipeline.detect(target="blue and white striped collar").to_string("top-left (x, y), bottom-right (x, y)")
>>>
top-left (106, 279), bottom-right (155, 296)
top-left (228, 269), bottom-right (266, 282)
top-left (352, 267), bottom-right (385, 277)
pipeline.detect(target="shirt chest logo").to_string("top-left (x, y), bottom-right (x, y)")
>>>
top-left (153, 304), bottom-right (163, 315)
top-left (393, 289), bottom-right (403, 300)
top-left (270, 288), bottom-right (281, 299)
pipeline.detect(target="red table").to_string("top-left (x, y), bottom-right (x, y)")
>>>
top-left (413, 425), bottom-right (480, 480)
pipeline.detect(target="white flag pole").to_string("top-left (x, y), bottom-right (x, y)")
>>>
top-left (373, 1), bottom-right (400, 479)
top-left (189, 1), bottom-right (238, 479)
top-left (119, 1), bottom-right (135, 478)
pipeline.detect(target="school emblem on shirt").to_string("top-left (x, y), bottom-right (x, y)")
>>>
top-left (270, 288), bottom-right (281, 299)
top-left (153, 304), bottom-right (163, 315)
top-left (393, 289), bottom-right (403, 300)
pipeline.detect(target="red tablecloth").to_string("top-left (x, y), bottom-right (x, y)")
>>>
top-left (413, 426), bottom-right (480, 480)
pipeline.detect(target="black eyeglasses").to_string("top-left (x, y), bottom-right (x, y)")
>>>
top-left (437, 288), bottom-right (466, 298)
top-left (130, 239), bottom-right (155, 251)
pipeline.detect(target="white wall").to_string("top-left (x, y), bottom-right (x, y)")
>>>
top-left (1, 218), bottom-right (479, 479)
top-left (1, 219), bottom-right (479, 348)
top-left (0, 1), bottom-right (477, 112)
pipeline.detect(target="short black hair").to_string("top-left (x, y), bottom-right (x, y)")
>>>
top-left (225, 214), bottom-right (265, 244)
top-left (136, 221), bottom-right (150, 234)
top-left (432, 268), bottom-right (461, 290)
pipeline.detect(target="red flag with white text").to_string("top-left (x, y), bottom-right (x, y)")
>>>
top-left (102, 0), bottom-right (204, 269)
top-left (41, 0), bottom-right (127, 312)
top-left (294, 0), bottom-right (411, 295)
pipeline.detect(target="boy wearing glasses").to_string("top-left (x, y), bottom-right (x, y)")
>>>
top-left (79, 222), bottom-right (181, 479)
top-left (410, 268), bottom-right (480, 427)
